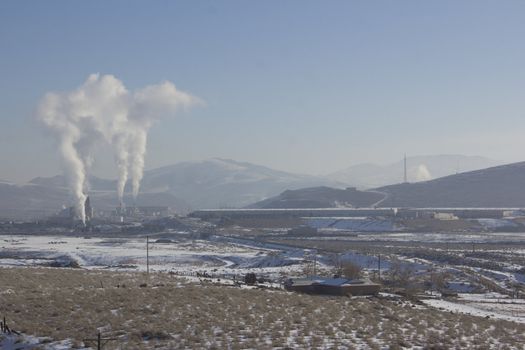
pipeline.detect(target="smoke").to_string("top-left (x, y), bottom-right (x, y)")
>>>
top-left (413, 164), bottom-right (432, 182)
top-left (113, 133), bottom-right (129, 203)
top-left (38, 74), bottom-right (200, 222)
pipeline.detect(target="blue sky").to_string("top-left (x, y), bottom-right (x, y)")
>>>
top-left (1, 1), bottom-right (525, 182)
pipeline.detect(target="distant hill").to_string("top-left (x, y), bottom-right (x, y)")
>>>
top-left (138, 158), bottom-right (342, 209)
top-left (30, 175), bottom-right (116, 191)
top-left (247, 186), bottom-right (385, 209)
top-left (4, 156), bottom-right (520, 219)
top-left (0, 158), bottom-right (341, 219)
top-left (375, 161), bottom-right (525, 208)
top-left (249, 161), bottom-right (525, 209)
top-left (328, 155), bottom-right (500, 189)
top-left (0, 182), bottom-right (70, 219)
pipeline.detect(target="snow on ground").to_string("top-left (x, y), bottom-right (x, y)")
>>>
top-left (447, 280), bottom-right (478, 293)
top-left (304, 217), bottom-right (398, 232)
top-left (304, 231), bottom-right (525, 243)
top-left (423, 296), bottom-right (525, 324)
top-left (465, 266), bottom-right (525, 292)
top-left (0, 333), bottom-right (82, 350)
top-left (476, 218), bottom-right (518, 229)
top-left (0, 235), bottom-right (309, 277)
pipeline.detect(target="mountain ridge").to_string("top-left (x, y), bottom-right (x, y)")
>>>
top-left (374, 161), bottom-right (525, 208)
top-left (2, 156), bottom-right (519, 219)
top-left (0, 158), bottom-right (342, 219)
top-left (327, 154), bottom-right (500, 188)
top-left (247, 160), bottom-right (525, 209)
top-left (247, 186), bottom-right (385, 209)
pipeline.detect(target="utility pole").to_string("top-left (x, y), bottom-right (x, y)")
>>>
top-left (146, 236), bottom-right (149, 275)
top-left (378, 254), bottom-right (381, 281)
top-left (313, 252), bottom-right (317, 276)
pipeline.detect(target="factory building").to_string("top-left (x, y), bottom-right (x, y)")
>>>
top-left (115, 206), bottom-right (171, 218)
top-left (50, 196), bottom-right (94, 225)
top-left (191, 207), bottom-right (515, 221)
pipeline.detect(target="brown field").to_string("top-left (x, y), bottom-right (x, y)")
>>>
top-left (1, 267), bottom-right (525, 349)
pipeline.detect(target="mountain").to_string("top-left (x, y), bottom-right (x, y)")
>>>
top-left (328, 155), bottom-right (500, 189)
top-left (4, 156), bottom-right (517, 220)
top-left (138, 158), bottom-right (343, 208)
top-left (0, 182), bottom-right (70, 219)
top-left (0, 158), bottom-right (341, 219)
top-left (375, 161), bottom-right (525, 208)
top-left (30, 175), bottom-right (115, 191)
top-left (248, 186), bottom-right (385, 209)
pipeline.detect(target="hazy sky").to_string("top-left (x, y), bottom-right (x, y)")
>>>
top-left (1, 1), bottom-right (525, 182)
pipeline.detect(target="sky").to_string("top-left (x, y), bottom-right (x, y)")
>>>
top-left (1, 0), bottom-right (525, 183)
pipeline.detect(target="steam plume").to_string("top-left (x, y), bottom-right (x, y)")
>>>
top-left (38, 74), bottom-right (200, 222)
top-left (414, 164), bottom-right (432, 182)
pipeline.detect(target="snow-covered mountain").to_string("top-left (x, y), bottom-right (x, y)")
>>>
top-left (327, 155), bottom-right (500, 189)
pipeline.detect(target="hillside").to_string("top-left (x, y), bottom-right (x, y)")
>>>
top-left (4, 157), bottom-right (523, 219)
top-left (3, 268), bottom-right (524, 349)
top-left (328, 155), bottom-right (499, 188)
top-left (249, 161), bottom-right (525, 209)
top-left (138, 158), bottom-right (342, 208)
top-left (248, 186), bottom-right (385, 209)
top-left (375, 161), bottom-right (525, 208)
top-left (0, 158), bottom-right (341, 219)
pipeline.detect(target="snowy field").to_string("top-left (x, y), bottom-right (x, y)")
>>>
top-left (269, 230), bottom-right (525, 325)
top-left (0, 234), bottom-right (310, 278)
top-left (300, 230), bottom-right (525, 243)
top-left (2, 231), bottom-right (525, 349)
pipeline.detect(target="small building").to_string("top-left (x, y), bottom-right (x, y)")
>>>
top-left (503, 210), bottom-right (525, 218)
top-left (433, 212), bottom-right (458, 220)
top-left (284, 277), bottom-right (380, 296)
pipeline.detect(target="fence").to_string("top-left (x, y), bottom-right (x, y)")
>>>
top-left (1, 316), bottom-right (20, 335)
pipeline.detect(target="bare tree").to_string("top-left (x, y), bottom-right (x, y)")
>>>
top-left (431, 271), bottom-right (448, 292)
top-left (389, 259), bottom-right (413, 287)
top-left (342, 261), bottom-right (362, 280)
top-left (329, 253), bottom-right (344, 277)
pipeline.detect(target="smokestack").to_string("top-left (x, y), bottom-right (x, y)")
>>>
top-left (37, 74), bottom-right (201, 211)
top-left (84, 196), bottom-right (93, 222)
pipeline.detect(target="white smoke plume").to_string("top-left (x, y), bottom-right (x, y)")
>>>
top-left (38, 74), bottom-right (200, 223)
top-left (413, 164), bottom-right (432, 182)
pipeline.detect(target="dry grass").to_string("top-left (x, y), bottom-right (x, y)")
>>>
top-left (1, 267), bottom-right (525, 349)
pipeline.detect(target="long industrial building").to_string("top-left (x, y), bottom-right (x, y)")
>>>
top-left (190, 207), bottom-right (524, 221)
